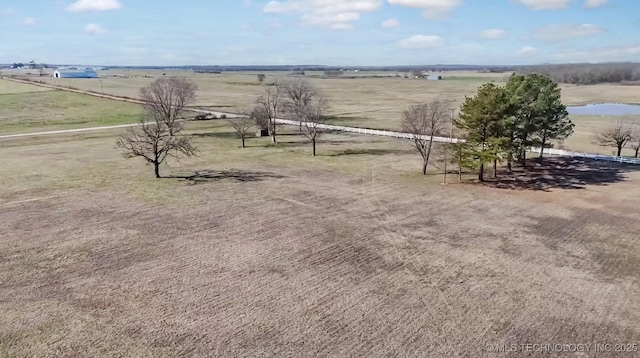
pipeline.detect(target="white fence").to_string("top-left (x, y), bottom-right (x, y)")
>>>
top-left (275, 118), bottom-right (640, 166)
top-left (531, 147), bottom-right (640, 165)
top-left (274, 118), bottom-right (463, 143)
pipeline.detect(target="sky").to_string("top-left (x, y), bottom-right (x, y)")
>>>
top-left (1, 0), bottom-right (638, 66)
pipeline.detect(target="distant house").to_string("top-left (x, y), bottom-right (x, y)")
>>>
top-left (428, 74), bottom-right (442, 80)
top-left (53, 70), bottom-right (98, 79)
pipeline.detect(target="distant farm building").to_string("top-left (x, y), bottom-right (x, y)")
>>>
top-left (428, 74), bottom-right (442, 80)
top-left (53, 70), bottom-right (98, 79)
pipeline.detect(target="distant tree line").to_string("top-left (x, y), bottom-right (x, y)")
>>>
top-left (520, 63), bottom-right (640, 85)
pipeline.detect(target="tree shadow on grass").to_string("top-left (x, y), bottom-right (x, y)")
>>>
top-left (483, 157), bottom-right (639, 191)
top-left (325, 148), bottom-right (412, 156)
top-left (170, 169), bottom-right (286, 184)
top-left (263, 140), bottom-right (347, 148)
top-left (192, 132), bottom-right (240, 139)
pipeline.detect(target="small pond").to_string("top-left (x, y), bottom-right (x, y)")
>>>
top-left (566, 103), bottom-right (640, 116)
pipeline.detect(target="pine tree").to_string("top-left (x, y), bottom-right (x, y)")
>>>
top-left (506, 73), bottom-right (574, 163)
top-left (455, 83), bottom-right (511, 182)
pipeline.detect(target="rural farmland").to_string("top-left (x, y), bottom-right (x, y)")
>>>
top-left (1, 74), bottom-right (639, 356)
top-left (23, 70), bottom-right (640, 157)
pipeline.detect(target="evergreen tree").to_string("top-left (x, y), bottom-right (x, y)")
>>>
top-left (506, 74), bottom-right (574, 164)
top-left (455, 83), bottom-right (511, 182)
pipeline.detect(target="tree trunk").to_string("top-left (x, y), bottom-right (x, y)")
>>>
top-left (423, 139), bottom-right (433, 175)
top-left (617, 146), bottom-right (622, 157)
top-left (539, 132), bottom-right (547, 159)
top-left (241, 136), bottom-right (245, 148)
top-left (493, 159), bottom-right (497, 178)
top-left (270, 119), bottom-right (277, 144)
top-left (312, 138), bottom-right (316, 156)
top-left (507, 159), bottom-right (512, 173)
top-left (478, 163), bottom-right (484, 182)
top-left (154, 161), bottom-right (160, 178)
top-left (635, 147), bottom-right (639, 158)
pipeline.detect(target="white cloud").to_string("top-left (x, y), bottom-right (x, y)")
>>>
top-left (516, 46), bottom-right (538, 56)
top-left (0, 8), bottom-right (16, 16)
top-left (263, 0), bottom-right (382, 30)
top-left (84, 23), bottom-right (107, 34)
top-left (381, 18), bottom-right (400, 28)
top-left (480, 29), bottom-right (506, 40)
top-left (388, 0), bottom-right (463, 19)
top-left (584, 0), bottom-right (607, 8)
top-left (397, 34), bottom-right (446, 49)
top-left (67, 0), bottom-right (122, 12)
top-left (513, 0), bottom-right (571, 10)
top-left (533, 24), bottom-right (606, 41)
top-left (23, 17), bottom-right (37, 26)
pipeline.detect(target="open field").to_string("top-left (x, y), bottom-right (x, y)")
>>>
top-left (1, 116), bottom-right (640, 356)
top-left (0, 81), bottom-right (142, 134)
top-left (0, 78), bottom-right (54, 94)
top-left (16, 71), bottom-right (639, 156)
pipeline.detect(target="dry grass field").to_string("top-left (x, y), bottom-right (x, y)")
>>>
top-left (0, 80), bottom-right (142, 134)
top-left (2, 96), bottom-right (640, 358)
top-left (24, 70), bottom-right (640, 156)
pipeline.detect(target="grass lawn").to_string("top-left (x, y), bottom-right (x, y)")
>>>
top-left (1, 119), bottom-right (639, 356)
top-left (16, 70), bottom-right (639, 156)
top-left (0, 88), bottom-right (142, 134)
top-left (0, 78), bottom-right (54, 94)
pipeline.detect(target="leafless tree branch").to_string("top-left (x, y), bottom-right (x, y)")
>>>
top-left (401, 100), bottom-right (449, 174)
top-left (116, 117), bottom-right (196, 178)
top-left (140, 77), bottom-right (197, 136)
top-left (593, 119), bottom-right (634, 157)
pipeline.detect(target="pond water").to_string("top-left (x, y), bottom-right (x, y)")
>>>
top-left (566, 103), bottom-right (640, 116)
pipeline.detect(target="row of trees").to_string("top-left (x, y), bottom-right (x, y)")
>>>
top-left (251, 78), bottom-right (327, 156)
top-left (118, 73), bottom-right (633, 181)
top-left (401, 74), bottom-right (575, 182)
top-left (456, 74), bottom-right (574, 181)
top-left (117, 77), bottom-right (330, 177)
top-left (521, 63), bottom-right (640, 85)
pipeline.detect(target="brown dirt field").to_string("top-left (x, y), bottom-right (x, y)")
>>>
top-left (1, 121), bottom-right (639, 357)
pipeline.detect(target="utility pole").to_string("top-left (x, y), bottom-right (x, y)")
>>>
top-left (443, 108), bottom-right (455, 184)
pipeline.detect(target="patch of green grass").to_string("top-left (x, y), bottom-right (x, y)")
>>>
top-left (0, 78), bottom-right (53, 94)
top-left (0, 90), bottom-right (142, 134)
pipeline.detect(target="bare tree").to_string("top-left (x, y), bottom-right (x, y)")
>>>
top-left (280, 78), bottom-right (317, 123)
top-left (298, 97), bottom-right (328, 156)
top-left (116, 118), bottom-right (196, 178)
top-left (255, 81), bottom-right (282, 144)
top-left (631, 126), bottom-right (640, 158)
top-left (257, 74), bottom-right (266, 83)
top-left (229, 116), bottom-right (253, 148)
top-left (594, 120), bottom-right (634, 157)
top-left (401, 101), bottom-right (448, 175)
top-left (140, 77), bottom-right (198, 136)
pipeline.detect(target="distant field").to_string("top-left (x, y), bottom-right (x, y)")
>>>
top-left (0, 78), bottom-right (54, 94)
top-left (564, 115), bottom-right (640, 157)
top-left (1, 120), bottom-right (639, 356)
top-left (9, 72), bottom-right (638, 156)
top-left (0, 81), bottom-right (142, 134)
